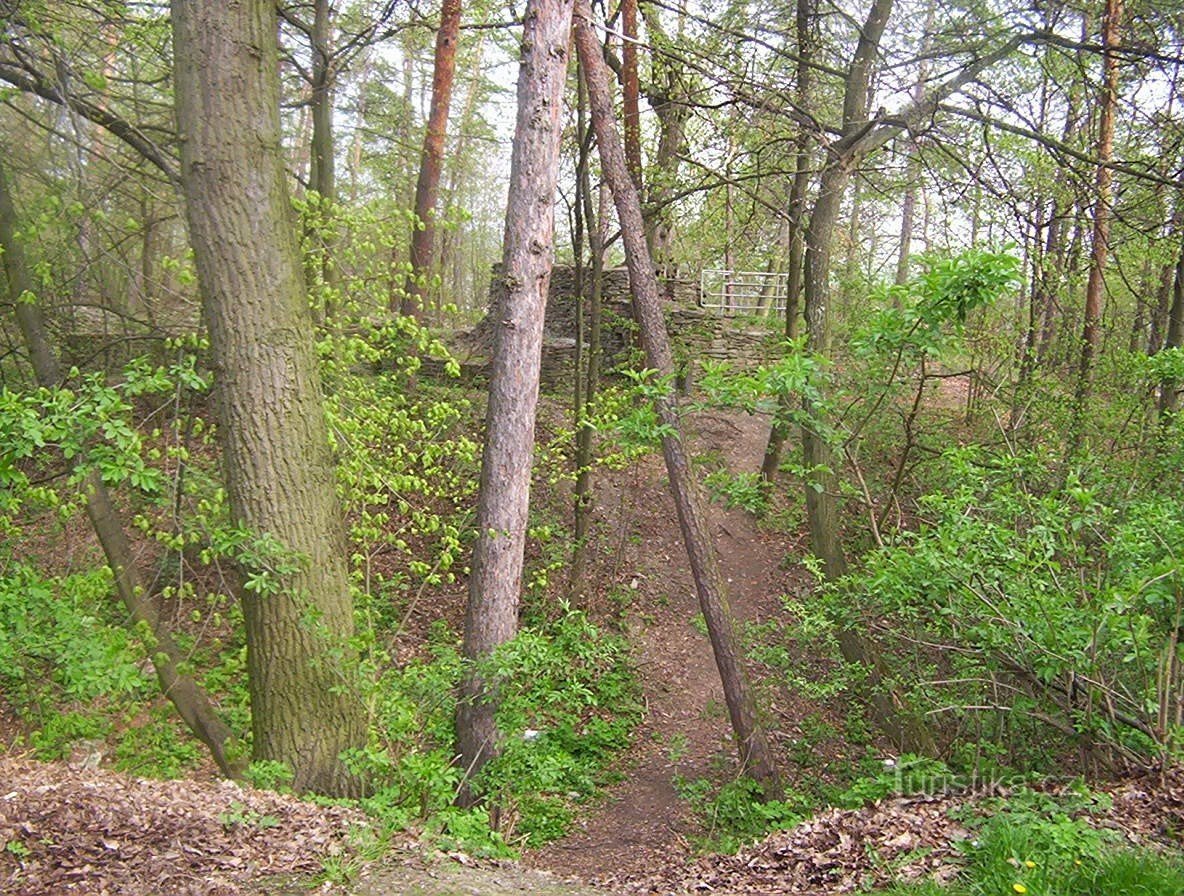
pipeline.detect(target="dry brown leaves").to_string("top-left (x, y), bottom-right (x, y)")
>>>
top-left (0, 755), bottom-right (364, 896)
top-left (613, 770), bottom-right (1184, 896)
top-left (613, 794), bottom-right (969, 895)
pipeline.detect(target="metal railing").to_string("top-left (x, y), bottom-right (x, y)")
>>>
top-left (699, 269), bottom-right (788, 316)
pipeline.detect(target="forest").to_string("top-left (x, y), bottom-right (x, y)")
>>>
top-left (1, 0), bottom-right (1184, 893)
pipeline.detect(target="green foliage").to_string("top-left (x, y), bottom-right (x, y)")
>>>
top-left (343, 611), bottom-right (641, 854)
top-left (833, 755), bottom-right (955, 809)
top-left (0, 565), bottom-right (149, 705)
top-left (607, 368), bottom-right (679, 449)
top-left (858, 249), bottom-right (1022, 360)
top-left (704, 468), bottom-right (769, 514)
top-left (478, 608), bottom-right (643, 847)
top-left (815, 445), bottom-right (1184, 765)
top-left (874, 786), bottom-right (1184, 896)
top-left (244, 760), bottom-right (295, 792)
top-left (113, 706), bottom-right (203, 778)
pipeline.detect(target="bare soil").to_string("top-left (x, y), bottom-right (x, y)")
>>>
top-left (524, 409), bottom-right (807, 882)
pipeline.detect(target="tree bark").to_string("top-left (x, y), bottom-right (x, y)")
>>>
top-left (575, 0), bottom-right (782, 797)
top-left (760, 0), bottom-right (815, 481)
top-left (893, 1), bottom-right (935, 287)
top-left (621, 0), bottom-right (642, 189)
top-left (0, 156), bottom-right (243, 779)
top-left (455, 0), bottom-right (574, 805)
top-left (640, 5), bottom-right (691, 276)
top-left (400, 0), bottom-right (464, 318)
top-left (795, 0), bottom-right (937, 755)
top-left (172, 0), bottom-right (368, 797)
top-left (571, 76), bottom-right (606, 594)
top-left (1074, 0), bottom-right (1122, 424)
top-left (309, 0), bottom-right (336, 204)
top-left (1158, 230), bottom-right (1184, 419)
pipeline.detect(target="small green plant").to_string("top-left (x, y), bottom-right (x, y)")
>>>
top-left (874, 786), bottom-right (1183, 895)
top-left (834, 755), bottom-right (955, 809)
top-left (675, 775), bottom-right (810, 854)
top-left (112, 707), bottom-right (202, 778)
top-left (5, 839), bottom-right (30, 859)
top-left (703, 469), bottom-right (768, 514)
top-left (219, 801), bottom-right (280, 830)
top-left (244, 760), bottom-right (294, 792)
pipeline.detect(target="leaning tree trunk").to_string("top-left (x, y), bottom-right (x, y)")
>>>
top-left (455, 0), bottom-right (575, 805)
top-left (172, 0), bottom-right (368, 798)
top-left (0, 157), bottom-right (243, 779)
top-left (401, 0), bottom-right (463, 318)
top-left (575, 0), bottom-right (781, 797)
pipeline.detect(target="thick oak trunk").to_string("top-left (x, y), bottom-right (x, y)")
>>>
top-left (173, 0), bottom-right (367, 797)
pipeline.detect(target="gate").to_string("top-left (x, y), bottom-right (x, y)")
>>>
top-left (699, 269), bottom-right (788, 316)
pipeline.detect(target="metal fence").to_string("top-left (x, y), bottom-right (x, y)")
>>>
top-left (699, 269), bottom-right (788, 316)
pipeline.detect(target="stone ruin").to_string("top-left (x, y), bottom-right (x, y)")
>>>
top-left (450, 265), bottom-right (783, 388)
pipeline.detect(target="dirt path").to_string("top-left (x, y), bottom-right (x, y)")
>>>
top-left (526, 410), bottom-right (802, 883)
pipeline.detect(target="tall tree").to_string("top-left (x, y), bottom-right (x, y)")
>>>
top-left (621, 0), bottom-right (642, 189)
top-left (455, 0), bottom-right (575, 803)
top-left (1073, 0), bottom-right (1123, 429)
top-left (760, 0), bottom-right (816, 482)
top-left (401, 0), bottom-right (464, 317)
top-left (172, 0), bottom-right (368, 797)
top-left (575, 0), bottom-right (781, 797)
top-left (774, 0), bottom-right (1022, 752)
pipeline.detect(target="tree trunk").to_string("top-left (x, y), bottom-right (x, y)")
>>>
top-left (640, 5), bottom-right (691, 276)
top-left (307, 0), bottom-right (338, 303)
top-left (172, 0), bottom-right (368, 797)
top-left (575, 0), bottom-right (782, 797)
top-left (760, 0), bottom-right (815, 481)
top-left (621, 0), bottom-right (642, 189)
top-left (309, 0), bottom-right (335, 204)
top-left (1158, 230), bottom-right (1184, 419)
top-left (1072, 0), bottom-right (1122, 449)
top-left (455, 0), bottom-right (575, 805)
top-left (894, 1), bottom-right (934, 287)
top-left (401, 0), bottom-right (464, 318)
top-left (571, 76), bottom-right (606, 594)
top-left (0, 157), bottom-right (243, 779)
top-left (795, 0), bottom-right (936, 755)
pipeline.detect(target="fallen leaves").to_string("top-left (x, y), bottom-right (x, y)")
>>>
top-left (0, 755), bottom-right (363, 895)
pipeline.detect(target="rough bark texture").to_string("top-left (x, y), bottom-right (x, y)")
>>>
top-left (455, 0), bottom-right (575, 804)
top-left (172, 0), bottom-right (367, 797)
top-left (575, 0), bottom-right (781, 797)
top-left (0, 157), bottom-right (242, 779)
top-left (401, 0), bottom-right (463, 317)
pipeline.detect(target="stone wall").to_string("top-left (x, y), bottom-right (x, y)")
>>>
top-left (450, 265), bottom-right (783, 388)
